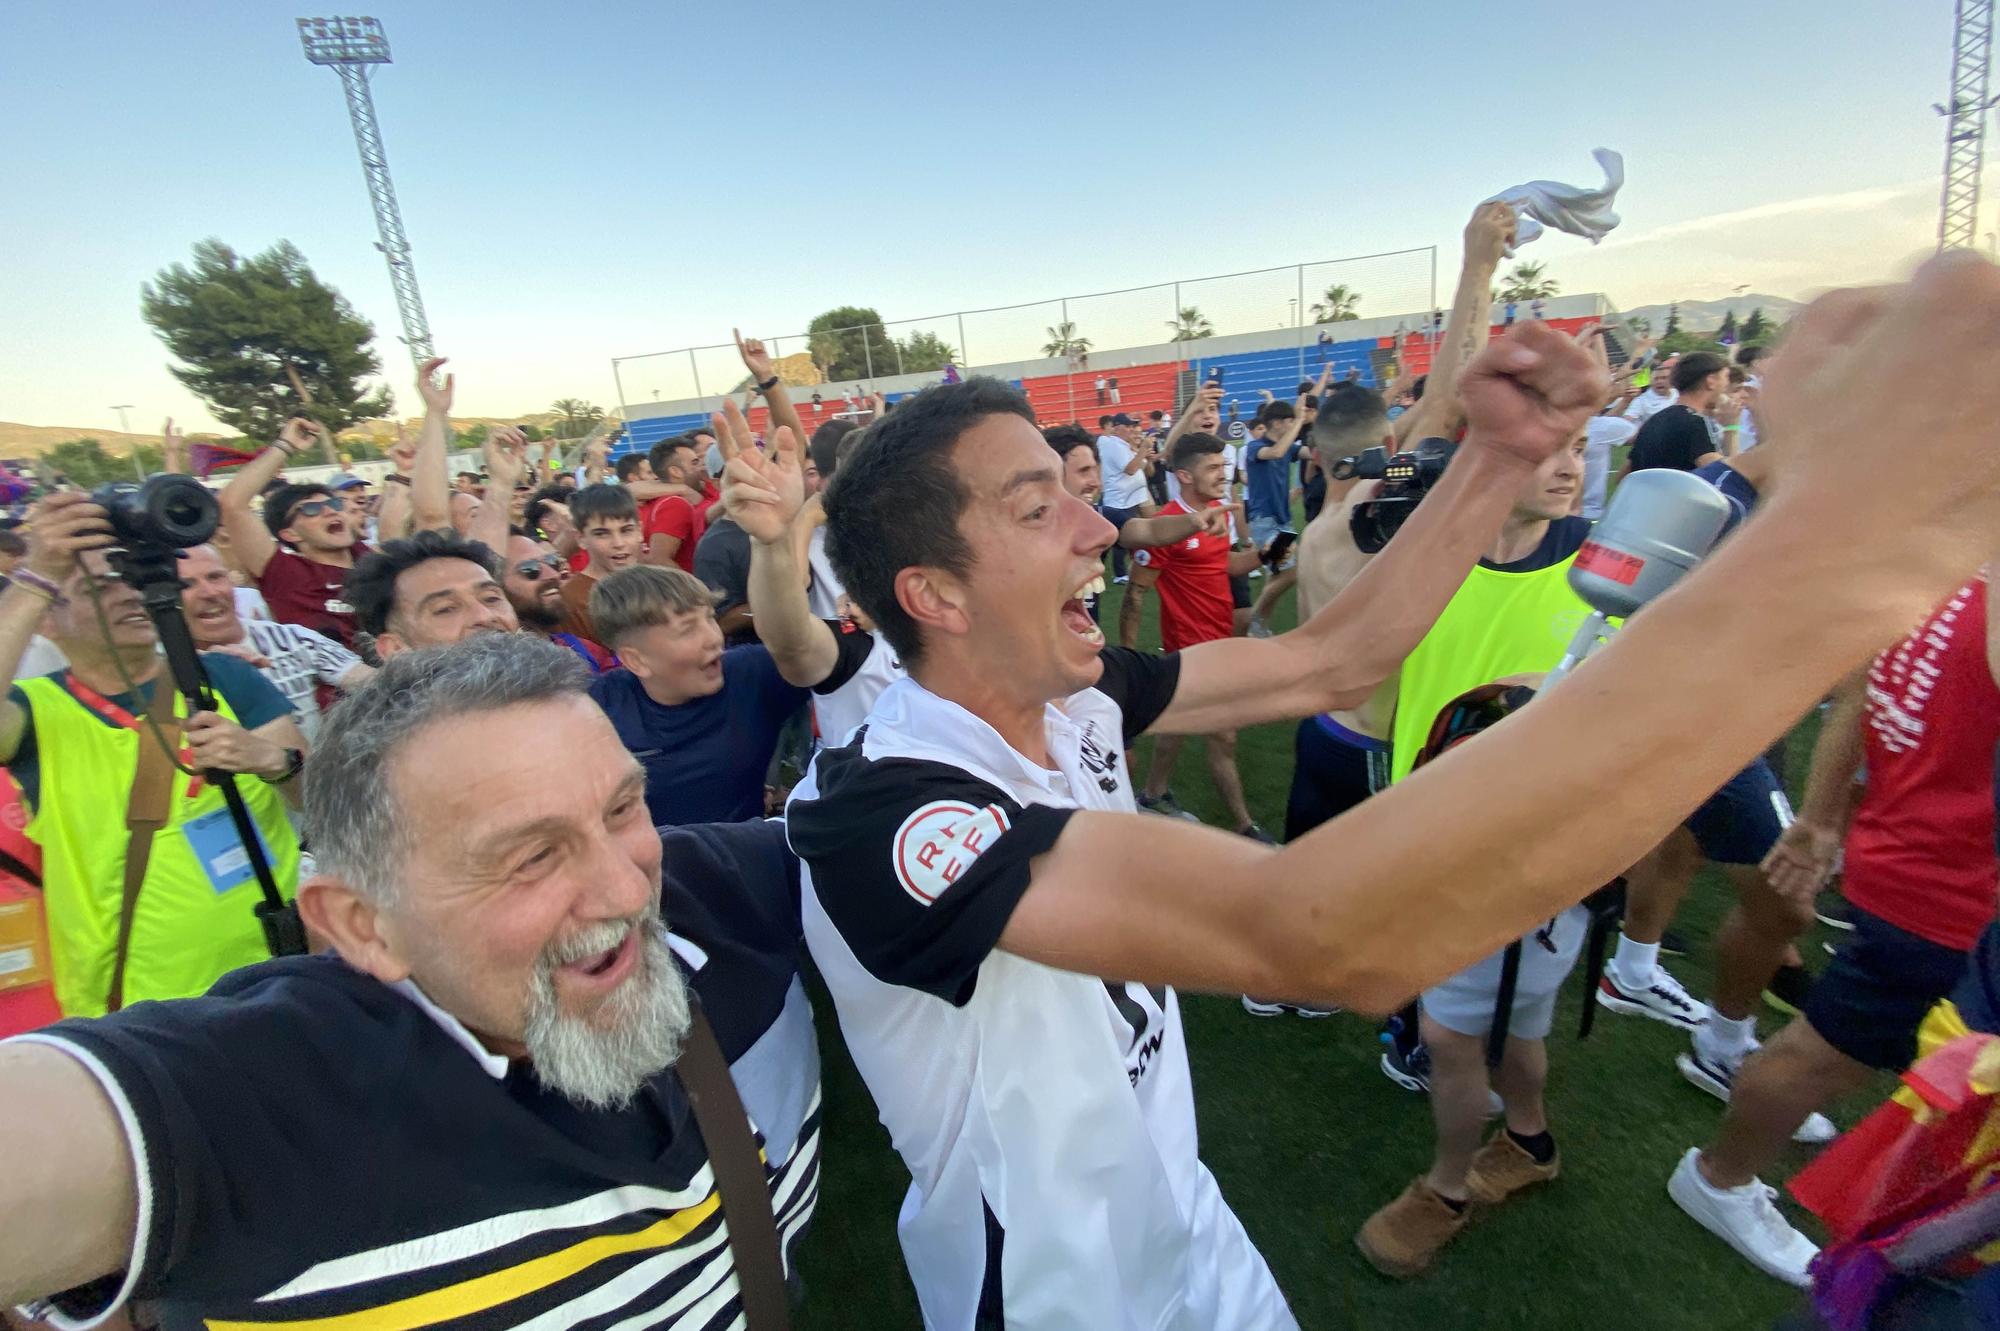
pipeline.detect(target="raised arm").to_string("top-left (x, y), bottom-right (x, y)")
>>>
top-left (374, 424), bottom-right (416, 541)
top-left (0, 494), bottom-right (113, 760)
top-left (715, 403), bottom-right (839, 686)
top-left (998, 259), bottom-right (2000, 1013)
top-left (735, 330), bottom-right (808, 447)
top-left (218, 418), bottom-right (321, 577)
top-left (1162, 384), bottom-right (1223, 452)
top-left (160, 417), bottom-right (186, 475)
top-left (1394, 201), bottom-right (1516, 446)
top-left (580, 426), bottom-right (612, 485)
top-left (471, 425), bottom-right (527, 554)
top-left (409, 357), bottom-right (454, 534)
top-left (1153, 319), bottom-right (1606, 736)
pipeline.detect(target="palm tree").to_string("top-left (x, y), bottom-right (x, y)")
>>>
top-left (550, 398), bottom-right (604, 438)
top-left (1167, 307), bottom-right (1214, 341)
top-left (1496, 262), bottom-right (1560, 304)
top-left (1041, 321), bottom-right (1091, 358)
top-left (1309, 284), bottom-right (1362, 323)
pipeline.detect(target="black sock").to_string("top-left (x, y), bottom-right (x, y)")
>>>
top-left (1507, 1128), bottom-right (1556, 1165)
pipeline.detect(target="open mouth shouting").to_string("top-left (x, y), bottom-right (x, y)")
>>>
top-left (555, 921), bottom-right (641, 999)
top-left (1062, 572), bottom-right (1106, 648)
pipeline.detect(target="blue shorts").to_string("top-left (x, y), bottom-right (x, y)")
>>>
top-left (1684, 758), bottom-right (1791, 865)
top-left (1805, 904), bottom-right (1969, 1070)
top-left (1249, 512), bottom-right (1292, 552)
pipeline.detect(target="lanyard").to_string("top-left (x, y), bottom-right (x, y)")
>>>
top-left (63, 673), bottom-right (206, 798)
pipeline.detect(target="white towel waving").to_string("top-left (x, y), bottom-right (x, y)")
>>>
top-left (1486, 149), bottom-right (1626, 255)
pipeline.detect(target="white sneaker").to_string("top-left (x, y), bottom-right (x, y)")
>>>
top-left (1677, 1045), bottom-right (1838, 1144)
top-left (1667, 1149), bottom-right (1817, 1287)
top-left (1596, 963), bottom-right (1710, 1030)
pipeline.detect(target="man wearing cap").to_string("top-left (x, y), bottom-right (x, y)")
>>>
top-left (1095, 415), bottom-right (1156, 619)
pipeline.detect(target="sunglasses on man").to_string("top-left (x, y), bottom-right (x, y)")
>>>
top-left (513, 554), bottom-right (566, 581)
top-left (284, 498), bottom-right (345, 524)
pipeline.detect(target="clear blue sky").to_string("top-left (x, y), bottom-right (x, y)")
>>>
top-left (1, 0), bottom-right (1968, 435)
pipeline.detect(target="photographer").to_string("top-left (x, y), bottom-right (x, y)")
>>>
top-left (0, 494), bottom-right (305, 1018)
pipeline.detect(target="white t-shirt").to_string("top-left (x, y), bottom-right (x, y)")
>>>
top-left (234, 586), bottom-right (273, 622)
top-left (1624, 388), bottom-right (1678, 425)
top-left (1097, 434), bottom-right (1151, 510)
top-left (805, 525), bottom-right (846, 621)
top-left (787, 657), bottom-right (1295, 1330)
top-left (14, 635), bottom-right (67, 680)
top-left (242, 618), bottom-right (364, 743)
top-left (1582, 415), bottom-right (1637, 520)
top-left (807, 626), bottom-right (904, 748)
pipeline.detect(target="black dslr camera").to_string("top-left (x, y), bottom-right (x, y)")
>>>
top-left (1330, 437), bottom-right (1458, 553)
top-left (90, 474), bottom-right (219, 556)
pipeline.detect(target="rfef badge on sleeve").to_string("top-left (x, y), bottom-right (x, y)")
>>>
top-left (180, 808), bottom-right (277, 895)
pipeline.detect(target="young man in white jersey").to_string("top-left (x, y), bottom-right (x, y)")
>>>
top-left (777, 253), bottom-right (2000, 1328)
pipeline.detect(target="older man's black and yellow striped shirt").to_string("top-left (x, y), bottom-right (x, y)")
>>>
top-left (16, 820), bottom-right (820, 1331)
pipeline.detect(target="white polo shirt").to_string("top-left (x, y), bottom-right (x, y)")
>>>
top-left (786, 652), bottom-right (1295, 1330)
top-left (1624, 387), bottom-right (1678, 425)
top-left (1097, 434), bottom-right (1152, 510)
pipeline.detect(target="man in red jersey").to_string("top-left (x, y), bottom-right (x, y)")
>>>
top-left (1132, 432), bottom-right (1273, 843)
top-left (1669, 574), bottom-right (2000, 1287)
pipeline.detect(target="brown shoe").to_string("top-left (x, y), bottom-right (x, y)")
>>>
top-left (1464, 1131), bottom-right (1560, 1205)
top-left (1355, 1178), bottom-right (1471, 1278)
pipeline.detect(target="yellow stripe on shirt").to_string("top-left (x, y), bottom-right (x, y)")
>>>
top-left (204, 1192), bottom-right (722, 1331)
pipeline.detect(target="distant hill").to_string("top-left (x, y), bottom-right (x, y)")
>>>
top-left (0, 411), bottom-right (595, 461)
top-left (1617, 294), bottom-right (1804, 334)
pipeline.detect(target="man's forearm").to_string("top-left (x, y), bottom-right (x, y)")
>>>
top-left (376, 482), bottom-right (413, 541)
top-left (1796, 674), bottom-right (1866, 832)
top-left (410, 410), bottom-right (451, 533)
top-left (1395, 247), bottom-right (1501, 445)
top-left (219, 441), bottom-right (291, 512)
top-left (1116, 511), bottom-right (1202, 548)
top-left (1024, 499), bottom-right (1973, 1016)
top-left (0, 585), bottom-right (54, 755)
top-left (747, 535), bottom-right (835, 685)
top-left (762, 385), bottom-right (807, 452)
top-left (1262, 505), bottom-right (1952, 1011)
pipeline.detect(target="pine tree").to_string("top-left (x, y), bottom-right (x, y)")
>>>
top-left (1663, 303), bottom-right (1682, 337)
top-left (141, 239), bottom-right (390, 455)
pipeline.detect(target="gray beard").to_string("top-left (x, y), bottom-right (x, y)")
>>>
top-left (523, 909), bottom-right (692, 1110)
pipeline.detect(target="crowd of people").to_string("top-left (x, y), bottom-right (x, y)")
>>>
top-left (3, 210), bottom-right (2000, 1330)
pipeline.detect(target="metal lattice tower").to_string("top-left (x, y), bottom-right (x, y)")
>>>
top-left (297, 16), bottom-right (436, 364)
top-left (1937, 0), bottom-right (1999, 251)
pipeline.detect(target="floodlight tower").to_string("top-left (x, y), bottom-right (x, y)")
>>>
top-left (297, 16), bottom-right (436, 364)
top-left (1936, 0), bottom-right (1999, 251)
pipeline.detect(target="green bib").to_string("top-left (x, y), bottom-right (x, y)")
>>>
top-left (1390, 556), bottom-right (1594, 784)
top-left (16, 676), bottom-right (300, 1016)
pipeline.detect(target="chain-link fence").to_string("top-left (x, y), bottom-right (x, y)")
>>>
top-left (611, 247), bottom-right (1436, 418)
